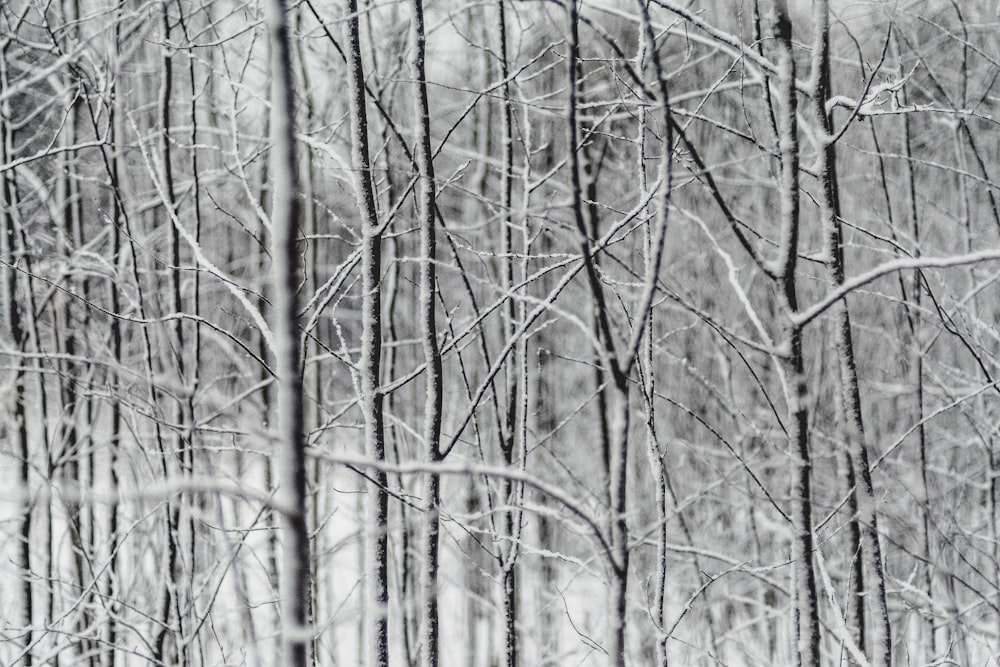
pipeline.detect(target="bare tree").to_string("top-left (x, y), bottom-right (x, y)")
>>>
top-left (264, 0), bottom-right (310, 663)
top-left (1, 37), bottom-right (32, 665)
top-left (808, 2), bottom-right (891, 663)
top-left (345, 1), bottom-right (389, 664)
top-left (410, 2), bottom-right (444, 667)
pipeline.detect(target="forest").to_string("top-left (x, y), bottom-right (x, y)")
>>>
top-left (2, 0), bottom-right (1000, 665)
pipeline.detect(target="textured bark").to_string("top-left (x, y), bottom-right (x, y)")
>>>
top-left (13, 169), bottom-right (54, 667)
top-left (345, 3), bottom-right (389, 665)
top-left (605, 389), bottom-right (631, 667)
top-left (411, 3), bottom-right (444, 666)
top-left (101, 33), bottom-right (128, 661)
top-left (151, 5), bottom-right (184, 661)
top-left (771, 3), bottom-right (820, 666)
top-left (633, 4), bottom-right (675, 663)
top-left (636, 72), bottom-right (670, 667)
top-left (809, 4), bottom-right (892, 664)
top-left (107, 174), bottom-right (122, 667)
top-left (265, 0), bottom-right (310, 663)
top-left (178, 6), bottom-right (204, 653)
top-left (497, 3), bottom-right (519, 665)
top-left (0, 54), bottom-right (32, 665)
top-left (840, 446), bottom-right (866, 658)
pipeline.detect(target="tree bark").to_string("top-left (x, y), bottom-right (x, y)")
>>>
top-left (0, 49), bottom-right (32, 666)
top-left (771, 3), bottom-right (820, 665)
top-left (809, 4), bottom-right (892, 664)
top-left (411, 3), bottom-right (444, 666)
top-left (345, 3), bottom-right (389, 664)
top-left (264, 0), bottom-right (310, 663)
top-left (497, 3), bottom-right (520, 665)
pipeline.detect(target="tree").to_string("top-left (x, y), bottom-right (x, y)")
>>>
top-left (345, 2), bottom-right (389, 664)
top-left (264, 0), bottom-right (310, 663)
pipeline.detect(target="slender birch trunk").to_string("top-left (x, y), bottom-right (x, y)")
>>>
top-left (152, 5), bottom-right (184, 660)
top-left (104, 25), bottom-right (127, 660)
top-left (496, 3), bottom-right (520, 665)
top-left (840, 444), bottom-right (866, 656)
top-left (257, 117), bottom-right (281, 637)
top-left (264, 0), bottom-right (310, 663)
top-left (345, 3), bottom-right (389, 664)
top-left (15, 167), bottom-right (56, 667)
top-left (0, 51), bottom-right (32, 665)
top-left (411, 3), bottom-right (444, 666)
top-left (808, 4), bottom-right (892, 664)
top-left (635, 33), bottom-right (669, 667)
top-left (177, 9), bottom-right (204, 655)
top-left (293, 11), bottom-right (323, 663)
top-left (107, 184), bottom-right (123, 667)
top-left (771, 3), bottom-right (820, 665)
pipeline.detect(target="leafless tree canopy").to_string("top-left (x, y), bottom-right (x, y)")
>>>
top-left (3, 1), bottom-right (1000, 665)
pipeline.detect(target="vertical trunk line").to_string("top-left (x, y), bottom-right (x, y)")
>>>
top-left (771, 3), bottom-right (820, 665)
top-left (497, 3), bottom-right (519, 665)
top-left (809, 3), bottom-right (892, 664)
top-left (896, 41), bottom-right (936, 657)
top-left (105, 31), bottom-right (125, 661)
top-left (177, 4), bottom-right (204, 658)
top-left (264, 0), bottom-right (310, 663)
top-left (411, 3), bottom-right (444, 665)
top-left (346, 2), bottom-right (389, 664)
top-left (154, 3), bottom-right (184, 661)
top-left (0, 49), bottom-right (32, 665)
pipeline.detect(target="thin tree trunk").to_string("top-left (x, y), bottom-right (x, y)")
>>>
top-left (104, 28), bottom-right (126, 661)
top-left (177, 4), bottom-right (204, 658)
top-left (840, 443), bottom-right (866, 659)
top-left (565, 7), bottom-right (624, 663)
top-left (374, 50), bottom-right (417, 664)
top-left (0, 49), bottom-right (32, 665)
top-left (58, 87), bottom-right (93, 666)
top-left (411, 3), bottom-right (444, 665)
top-left (346, 3), bottom-right (389, 664)
top-left (293, 9), bottom-right (322, 664)
top-left (771, 3), bottom-right (820, 665)
top-left (635, 36), bottom-right (668, 667)
top-left (152, 4), bottom-right (184, 661)
top-left (257, 112), bottom-right (281, 645)
top-left (496, 3), bottom-right (520, 665)
top-left (808, 4), bottom-right (892, 664)
top-left (107, 172), bottom-right (122, 667)
top-left (894, 41), bottom-right (936, 658)
top-left (15, 177), bottom-right (56, 667)
top-left (264, 0), bottom-right (310, 663)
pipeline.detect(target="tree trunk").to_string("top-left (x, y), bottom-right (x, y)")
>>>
top-left (809, 4), bottom-right (892, 664)
top-left (771, 3), bottom-right (820, 665)
top-left (265, 0), bottom-right (310, 663)
top-left (411, 3), bottom-right (444, 666)
top-left (497, 3), bottom-right (520, 665)
top-left (0, 54), bottom-right (32, 665)
top-left (346, 3), bottom-right (390, 664)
